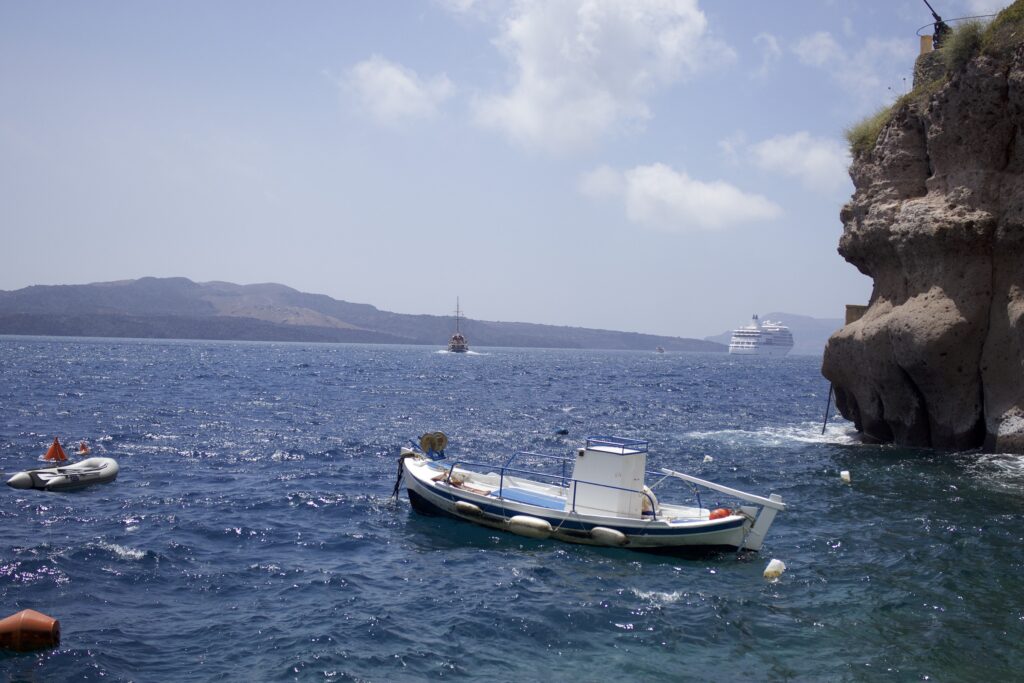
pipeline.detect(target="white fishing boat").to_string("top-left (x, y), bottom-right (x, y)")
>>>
top-left (396, 434), bottom-right (785, 551)
top-left (447, 298), bottom-right (469, 353)
top-left (5, 437), bottom-right (119, 492)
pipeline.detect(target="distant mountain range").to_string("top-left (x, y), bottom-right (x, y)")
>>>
top-left (705, 312), bottom-right (844, 356)
top-left (0, 277), bottom-right (725, 352)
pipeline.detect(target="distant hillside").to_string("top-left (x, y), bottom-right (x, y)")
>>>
top-left (0, 277), bottom-right (725, 352)
top-left (705, 312), bottom-right (843, 356)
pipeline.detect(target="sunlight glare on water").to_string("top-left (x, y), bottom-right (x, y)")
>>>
top-left (1, 337), bottom-right (1023, 681)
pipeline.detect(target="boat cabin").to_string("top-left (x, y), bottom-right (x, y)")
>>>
top-left (567, 436), bottom-right (648, 517)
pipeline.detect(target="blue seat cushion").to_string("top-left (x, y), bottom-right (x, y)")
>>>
top-left (495, 486), bottom-right (565, 510)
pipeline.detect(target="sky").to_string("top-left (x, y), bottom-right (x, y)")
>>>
top-left (0, 0), bottom-right (1013, 339)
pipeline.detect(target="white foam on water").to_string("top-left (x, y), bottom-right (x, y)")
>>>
top-left (630, 588), bottom-right (685, 607)
top-left (272, 450), bottom-right (304, 462)
top-left (96, 541), bottom-right (145, 561)
top-left (965, 453), bottom-right (1024, 489)
top-left (684, 422), bottom-right (860, 447)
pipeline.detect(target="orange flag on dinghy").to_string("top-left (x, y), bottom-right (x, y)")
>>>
top-left (43, 437), bottom-right (68, 462)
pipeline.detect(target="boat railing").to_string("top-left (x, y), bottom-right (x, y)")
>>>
top-left (658, 468), bottom-right (786, 511)
top-left (439, 458), bottom-right (661, 520)
top-left (566, 478), bottom-right (660, 520)
top-left (439, 459), bottom-right (573, 496)
top-left (645, 469), bottom-right (703, 510)
top-left (585, 436), bottom-right (649, 453)
top-left (504, 450), bottom-right (573, 488)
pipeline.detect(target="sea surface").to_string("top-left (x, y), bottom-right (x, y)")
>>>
top-left (1, 337), bottom-right (1023, 682)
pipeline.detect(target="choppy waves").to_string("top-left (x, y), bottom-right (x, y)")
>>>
top-left (2, 340), bottom-right (1023, 681)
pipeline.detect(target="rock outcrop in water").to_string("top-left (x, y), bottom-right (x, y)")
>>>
top-left (823, 6), bottom-right (1024, 452)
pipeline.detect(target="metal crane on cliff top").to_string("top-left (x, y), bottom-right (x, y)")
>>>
top-left (922, 0), bottom-right (951, 48)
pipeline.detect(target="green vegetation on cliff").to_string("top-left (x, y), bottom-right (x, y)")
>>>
top-left (844, 0), bottom-right (1024, 159)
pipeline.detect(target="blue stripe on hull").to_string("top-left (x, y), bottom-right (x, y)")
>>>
top-left (406, 479), bottom-right (747, 539)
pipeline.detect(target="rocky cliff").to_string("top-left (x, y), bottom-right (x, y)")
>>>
top-left (822, 5), bottom-right (1024, 452)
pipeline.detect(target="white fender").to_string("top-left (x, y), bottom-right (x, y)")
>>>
top-left (590, 526), bottom-right (628, 546)
top-left (763, 558), bottom-right (786, 579)
top-left (454, 501), bottom-right (483, 516)
top-left (507, 515), bottom-right (552, 539)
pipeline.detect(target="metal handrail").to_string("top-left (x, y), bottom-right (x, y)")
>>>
top-left (568, 478), bottom-right (659, 520)
top-left (507, 450), bottom-right (572, 487)
top-left (586, 436), bottom-right (649, 453)
top-left (440, 459), bottom-right (660, 520)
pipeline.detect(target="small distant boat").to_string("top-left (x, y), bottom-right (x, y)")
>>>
top-left (397, 434), bottom-right (785, 552)
top-left (6, 437), bottom-right (119, 492)
top-left (655, 346), bottom-right (665, 353)
top-left (447, 298), bottom-right (469, 353)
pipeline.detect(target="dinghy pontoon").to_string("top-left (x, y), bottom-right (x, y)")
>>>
top-left (6, 438), bottom-right (119, 492)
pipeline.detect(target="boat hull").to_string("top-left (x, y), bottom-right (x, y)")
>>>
top-left (728, 344), bottom-right (792, 356)
top-left (402, 459), bottom-right (752, 550)
top-left (6, 457), bottom-right (119, 491)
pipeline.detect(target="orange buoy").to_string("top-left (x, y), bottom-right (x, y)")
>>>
top-left (0, 609), bottom-right (61, 652)
top-left (43, 437), bottom-right (68, 463)
top-left (709, 508), bottom-right (731, 520)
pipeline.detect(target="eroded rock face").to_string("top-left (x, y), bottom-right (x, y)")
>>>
top-left (823, 46), bottom-right (1024, 451)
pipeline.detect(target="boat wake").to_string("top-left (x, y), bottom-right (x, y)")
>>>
top-left (684, 422), bottom-right (860, 447)
top-left (963, 452), bottom-right (1024, 491)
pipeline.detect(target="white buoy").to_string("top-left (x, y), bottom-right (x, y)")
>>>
top-left (763, 558), bottom-right (786, 579)
top-left (507, 515), bottom-right (553, 539)
top-left (703, 455), bottom-right (713, 463)
top-left (454, 501), bottom-right (483, 516)
top-left (840, 470), bottom-right (851, 484)
top-left (590, 526), bottom-right (628, 546)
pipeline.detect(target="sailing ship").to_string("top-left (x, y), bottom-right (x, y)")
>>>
top-left (447, 298), bottom-right (469, 353)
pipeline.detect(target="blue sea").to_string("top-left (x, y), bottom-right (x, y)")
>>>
top-left (2, 337), bottom-right (1023, 682)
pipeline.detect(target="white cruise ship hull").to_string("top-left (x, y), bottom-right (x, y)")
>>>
top-left (728, 344), bottom-right (791, 356)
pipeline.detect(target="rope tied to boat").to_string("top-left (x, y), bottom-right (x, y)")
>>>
top-left (391, 458), bottom-right (405, 500)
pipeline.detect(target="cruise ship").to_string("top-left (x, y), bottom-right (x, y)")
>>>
top-left (728, 315), bottom-right (794, 356)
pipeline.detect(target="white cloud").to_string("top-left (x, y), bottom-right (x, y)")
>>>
top-left (717, 130), bottom-right (746, 162)
top-left (579, 163), bottom-right (781, 232)
top-left (473, 0), bottom-right (735, 153)
top-left (346, 56), bottom-right (454, 124)
top-left (793, 31), bottom-right (914, 106)
top-left (751, 32), bottom-right (781, 79)
top-left (749, 132), bottom-right (850, 193)
top-left (792, 31), bottom-right (841, 68)
top-left (578, 164), bottom-right (624, 198)
top-left (435, 0), bottom-right (478, 13)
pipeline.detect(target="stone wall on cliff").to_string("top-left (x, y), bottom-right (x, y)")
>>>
top-left (822, 18), bottom-right (1024, 452)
